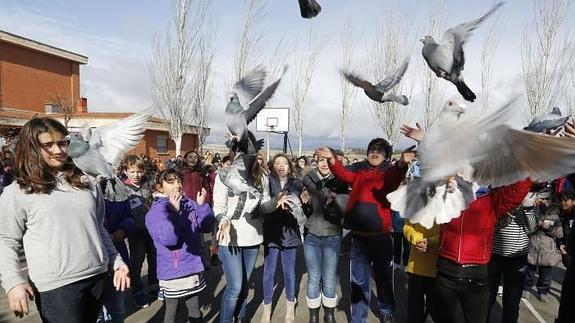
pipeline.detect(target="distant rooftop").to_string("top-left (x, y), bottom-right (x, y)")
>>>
top-left (0, 29), bottom-right (88, 64)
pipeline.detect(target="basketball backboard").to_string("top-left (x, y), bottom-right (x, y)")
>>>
top-left (256, 107), bottom-right (290, 132)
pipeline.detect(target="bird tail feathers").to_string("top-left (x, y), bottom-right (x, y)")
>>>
top-left (455, 78), bottom-right (476, 102)
top-left (298, 0), bottom-right (321, 18)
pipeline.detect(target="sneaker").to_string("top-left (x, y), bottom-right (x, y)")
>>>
top-left (537, 293), bottom-right (548, 303)
top-left (133, 291), bottom-right (149, 308)
top-left (497, 286), bottom-right (503, 297)
top-left (157, 290), bottom-right (165, 301)
top-left (522, 290), bottom-right (531, 299)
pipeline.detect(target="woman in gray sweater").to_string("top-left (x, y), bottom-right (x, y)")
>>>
top-left (0, 117), bottom-right (130, 322)
top-left (301, 155), bottom-right (349, 323)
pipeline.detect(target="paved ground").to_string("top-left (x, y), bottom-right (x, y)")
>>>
top-left (0, 239), bottom-right (567, 323)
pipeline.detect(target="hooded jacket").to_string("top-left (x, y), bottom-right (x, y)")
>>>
top-left (329, 159), bottom-right (407, 233)
top-left (438, 179), bottom-right (532, 265)
top-left (145, 196), bottom-right (215, 281)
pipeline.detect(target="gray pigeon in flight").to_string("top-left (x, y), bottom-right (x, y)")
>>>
top-left (226, 66), bottom-right (287, 155)
top-left (421, 2), bottom-right (504, 102)
top-left (524, 107), bottom-right (571, 133)
top-left (67, 114), bottom-right (149, 201)
top-left (342, 57), bottom-right (410, 105)
top-left (298, 0), bottom-right (321, 18)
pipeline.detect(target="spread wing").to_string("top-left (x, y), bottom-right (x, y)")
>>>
top-left (375, 57), bottom-right (409, 92)
top-left (439, 2), bottom-right (503, 72)
top-left (342, 71), bottom-right (374, 91)
top-left (244, 67), bottom-right (287, 125)
top-left (89, 114), bottom-right (149, 166)
top-left (233, 67), bottom-right (267, 108)
top-left (420, 97), bottom-right (518, 181)
top-left (471, 128), bottom-right (575, 187)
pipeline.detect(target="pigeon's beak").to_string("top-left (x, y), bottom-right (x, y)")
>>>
top-left (419, 37), bottom-right (425, 43)
top-left (454, 104), bottom-right (466, 114)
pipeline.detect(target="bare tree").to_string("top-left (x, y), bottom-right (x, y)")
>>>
top-left (192, 25), bottom-right (216, 154)
top-left (47, 91), bottom-right (76, 127)
top-left (479, 11), bottom-right (502, 112)
top-left (339, 19), bottom-right (357, 152)
top-left (291, 26), bottom-right (326, 156)
top-left (420, 0), bottom-right (447, 130)
top-left (150, 0), bottom-right (210, 156)
top-left (522, 0), bottom-right (573, 121)
top-left (368, 9), bottom-right (413, 145)
top-left (226, 0), bottom-right (268, 91)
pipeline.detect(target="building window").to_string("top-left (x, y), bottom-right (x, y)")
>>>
top-left (157, 135), bottom-right (168, 154)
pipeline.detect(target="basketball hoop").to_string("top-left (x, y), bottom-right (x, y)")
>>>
top-left (265, 117), bottom-right (278, 132)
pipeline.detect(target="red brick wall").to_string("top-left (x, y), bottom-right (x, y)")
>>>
top-left (126, 130), bottom-right (198, 159)
top-left (0, 42), bottom-right (80, 112)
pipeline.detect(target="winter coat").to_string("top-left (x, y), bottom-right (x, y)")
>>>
top-left (392, 211), bottom-right (405, 233)
top-left (528, 206), bottom-right (564, 266)
top-left (103, 199), bottom-right (134, 262)
top-left (145, 196), bottom-right (215, 281)
top-left (329, 159), bottom-right (407, 233)
top-left (124, 180), bottom-right (152, 234)
top-left (439, 179), bottom-right (532, 265)
top-left (559, 209), bottom-right (575, 256)
top-left (302, 169), bottom-right (349, 237)
top-left (404, 221), bottom-right (440, 278)
top-left (182, 168), bottom-right (213, 206)
top-left (261, 175), bottom-right (312, 248)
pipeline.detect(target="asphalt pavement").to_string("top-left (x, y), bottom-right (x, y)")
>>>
top-left (0, 240), bottom-right (566, 323)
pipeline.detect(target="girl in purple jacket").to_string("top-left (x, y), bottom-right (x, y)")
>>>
top-left (145, 168), bottom-right (215, 323)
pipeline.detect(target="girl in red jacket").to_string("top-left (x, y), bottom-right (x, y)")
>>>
top-left (430, 179), bottom-right (532, 323)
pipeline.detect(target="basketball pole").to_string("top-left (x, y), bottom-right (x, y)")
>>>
top-left (266, 130), bottom-right (270, 162)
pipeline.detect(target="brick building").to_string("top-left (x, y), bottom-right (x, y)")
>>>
top-left (0, 29), bottom-right (206, 159)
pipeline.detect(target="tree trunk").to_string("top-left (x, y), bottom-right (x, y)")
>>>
top-left (173, 133), bottom-right (183, 157)
top-left (298, 134), bottom-right (302, 157)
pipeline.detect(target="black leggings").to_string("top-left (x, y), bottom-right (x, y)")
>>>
top-left (163, 294), bottom-right (201, 323)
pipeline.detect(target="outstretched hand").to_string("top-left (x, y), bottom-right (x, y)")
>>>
top-left (276, 192), bottom-right (290, 210)
top-left (563, 121), bottom-right (575, 139)
top-left (400, 122), bottom-right (425, 142)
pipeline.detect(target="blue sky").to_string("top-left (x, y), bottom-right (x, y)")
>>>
top-left (1, 0), bottom-right (573, 150)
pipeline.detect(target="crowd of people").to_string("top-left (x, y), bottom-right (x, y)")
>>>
top-left (0, 116), bottom-right (574, 323)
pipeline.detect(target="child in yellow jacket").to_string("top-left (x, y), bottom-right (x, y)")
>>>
top-left (403, 221), bottom-right (440, 323)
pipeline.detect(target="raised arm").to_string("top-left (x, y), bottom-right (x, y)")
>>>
top-left (490, 179), bottom-right (533, 217)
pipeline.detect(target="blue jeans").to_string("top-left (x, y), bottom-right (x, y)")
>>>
top-left (97, 274), bottom-right (125, 323)
top-left (34, 274), bottom-right (106, 323)
top-left (263, 245), bottom-right (297, 304)
top-left (350, 233), bottom-right (394, 322)
top-left (218, 245), bottom-right (260, 322)
top-left (303, 233), bottom-right (341, 308)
